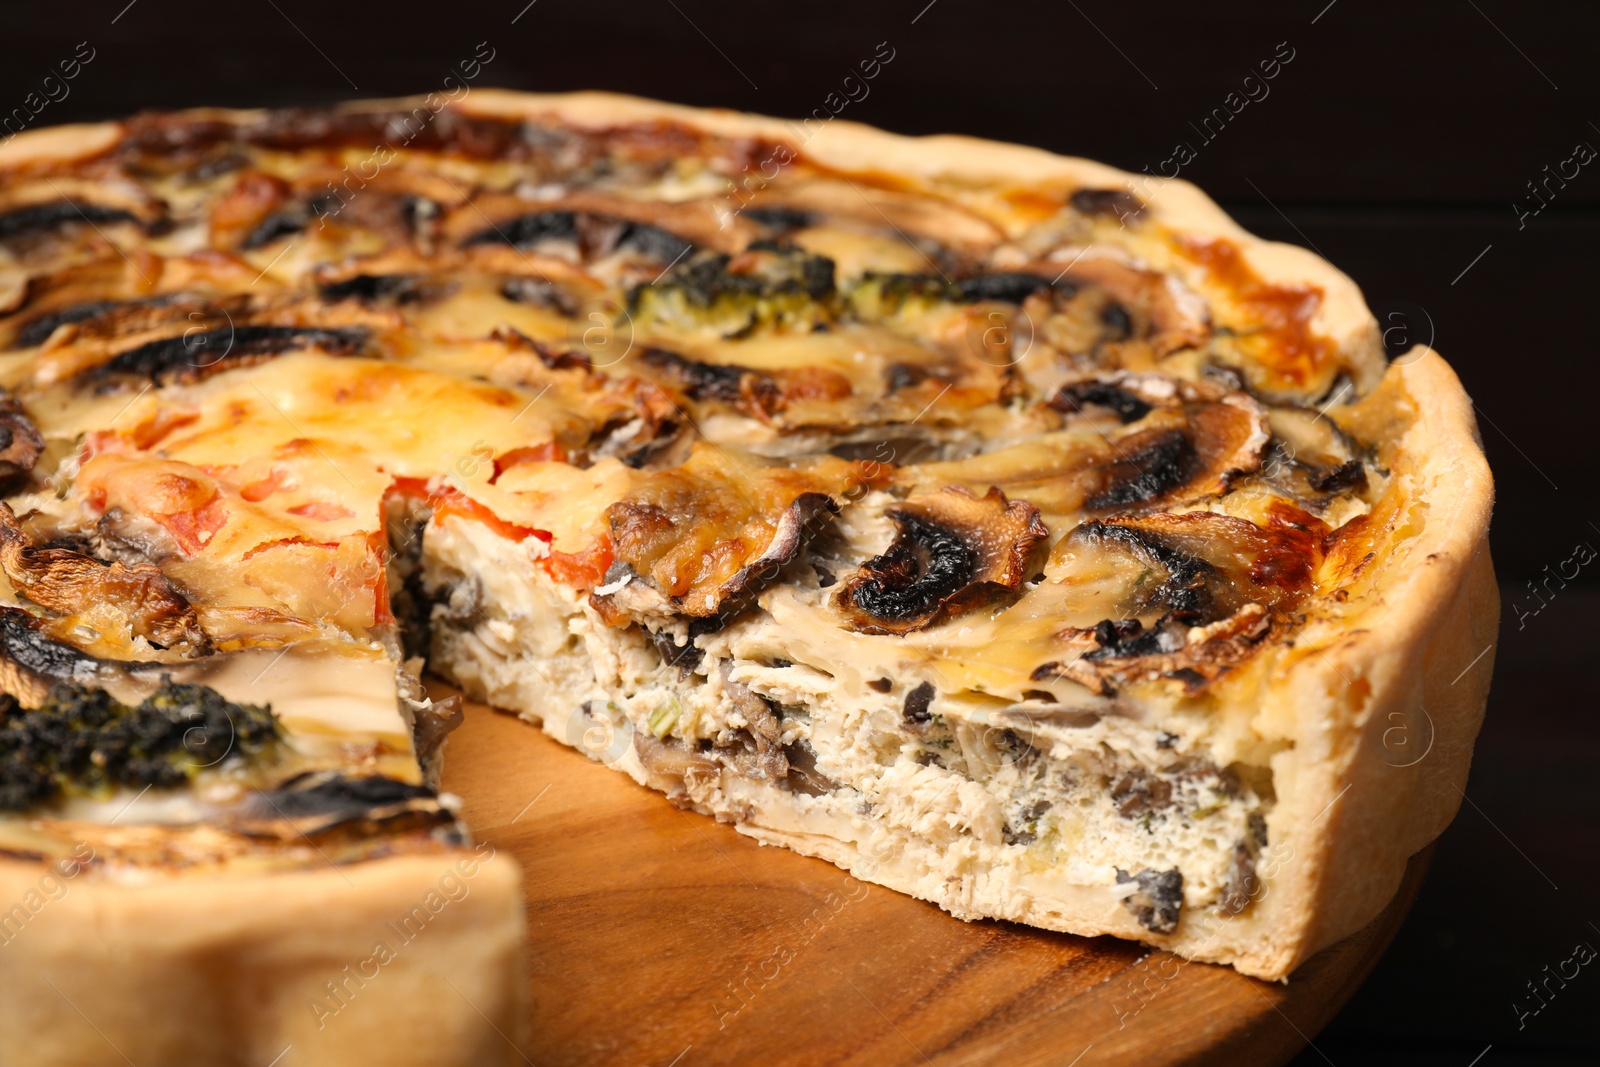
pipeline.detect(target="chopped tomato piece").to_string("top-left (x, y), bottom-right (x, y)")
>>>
top-left (241, 467), bottom-right (293, 502)
top-left (157, 497), bottom-right (228, 555)
top-left (491, 442), bottom-right (569, 484)
top-left (368, 530), bottom-right (393, 624)
top-left (386, 478), bottom-right (552, 545)
top-left (543, 535), bottom-right (614, 591)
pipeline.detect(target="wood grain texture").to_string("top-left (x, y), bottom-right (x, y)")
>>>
top-left (434, 683), bottom-right (1430, 1067)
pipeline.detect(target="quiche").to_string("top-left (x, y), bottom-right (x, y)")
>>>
top-left (0, 91), bottom-right (1494, 1063)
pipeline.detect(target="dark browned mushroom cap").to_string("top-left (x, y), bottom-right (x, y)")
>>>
top-left (0, 201), bottom-right (142, 242)
top-left (0, 503), bottom-right (210, 655)
top-left (8, 296), bottom-right (168, 351)
top-left (13, 287), bottom-right (388, 390)
top-left (836, 486), bottom-right (1048, 635)
top-left (636, 347), bottom-right (784, 422)
top-left (1058, 375), bottom-right (1268, 513)
top-left (92, 324), bottom-right (368, 386)
top-left (1085, 394), bottom-right (1267, 511)
top-left (591, 491), bottom-right (843, 625)
top-left (719, 493), bottom-right (840, 602)
top-left (0, 607), bottom-right (104, 706)
top-left (0, 179), bottom-right (167, 249)
top-left (462, 208), bottom-right (701, 266)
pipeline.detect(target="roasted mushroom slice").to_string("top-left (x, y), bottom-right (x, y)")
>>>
top-left (1178, 395), bottom-right (1274, 499)
top-left (1048, 379), bottom-right (1154, 424)
top-left (637, 347), bottom-right (781, 420)
top-left (0, 201), bottom-right (141, 242)
top-left (1031, 507), bottom-right (1327, 694)
top-left (0, 503), bottom-right (210, 655)
top-left (1063, 509), bottom-right (1323, 622)
top-left (450, 189), bottom-right (748, 259)
top-left (1061, 374), bottom-right (1270, 509)
top-left (0, 399), bottom-right (44, 489)
top-left (591, 446), bottom-right (866, 622)
top-left (1038, 603), bottom-right (1277, 696)
top-left (461, 207), bottom-right (698, 264)
top-left (1051, 253), bottom-right (1210, 357)
top-left (846, 270), bottom-right (1065, 317)
top-left (0, 608), bottom-right (105, 706)
top-left (635, 347), bottom-right (857, 426)
top-left (847, 258), bottom-right (1191, 371)
top-left (1098, 508), bottom-right (1326, 607)
top-left (0, 178), bottom-right (165, 252)
top-left (461, 208), bottom-right (578, 250)
top-left (89, 325), bottom-right (368, 386)
top-left (719, 492), bottom-right (839, 602)
top-left (836, 486), bottom-right (1048, 635)
top-left (9, 299), bottom-right (145, 350)
top-left (318, 273), bottom-right (434, 305)
top-left (1258, 404), bottom-right (1371, 503)
top-left (237, 772), bottom-right (451, 839)
top-left (1083, 393), bottom-right (1268, 511)
top-left (902, 374), bottom-right (1268, 520)
top-left (1087, 427), bottom-right (1195, 510)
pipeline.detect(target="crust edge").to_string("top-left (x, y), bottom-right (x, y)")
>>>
top-left (1253, 347), bottom-right (1496, 978)
top-left (0, 849), bottom-right (528, 1066)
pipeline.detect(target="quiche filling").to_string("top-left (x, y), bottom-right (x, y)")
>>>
top-left (0, 100), bottom-right (1408, 946)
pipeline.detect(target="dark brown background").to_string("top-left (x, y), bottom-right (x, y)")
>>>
top-left (6, 1), bottom-right (1596, 1062)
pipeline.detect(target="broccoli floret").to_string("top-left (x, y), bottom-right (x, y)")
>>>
top-left (847, 270), bottom-right (1060, 319)
top-left (846, 272), bottom-right (954, 319)
top-left (628, 243), bottom-right (837, 337)
top-left (0, 678), bottom-right (280, 811)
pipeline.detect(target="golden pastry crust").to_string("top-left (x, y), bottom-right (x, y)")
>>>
top-left (0, 849), bottom-right (526, 1067)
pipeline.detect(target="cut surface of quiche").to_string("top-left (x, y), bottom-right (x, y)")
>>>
top-left (0, 91), bottom-right (1493, 1063)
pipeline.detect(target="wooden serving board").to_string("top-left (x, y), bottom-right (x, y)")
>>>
top-left (435, 683), bottom-right (1428, 1067)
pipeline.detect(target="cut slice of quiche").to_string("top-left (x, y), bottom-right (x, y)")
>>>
top-left (0, 91), bottom-right (1493, 1063)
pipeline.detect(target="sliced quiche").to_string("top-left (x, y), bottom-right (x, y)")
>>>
top-left (0, 91), bottom-right (1494, 1065)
